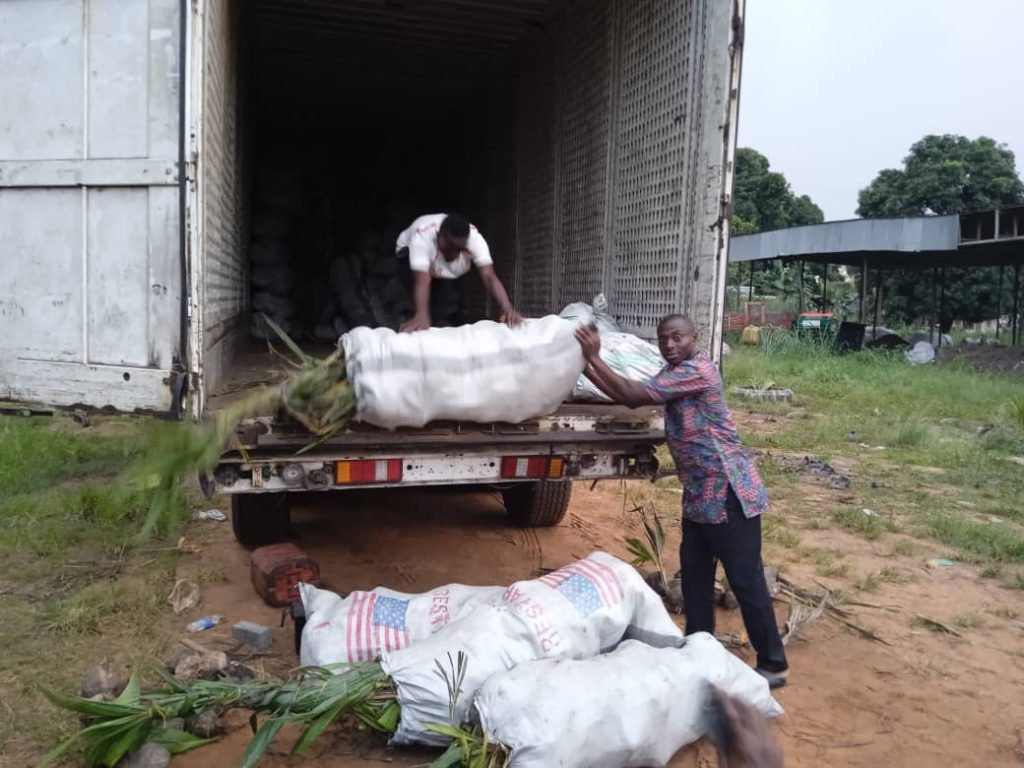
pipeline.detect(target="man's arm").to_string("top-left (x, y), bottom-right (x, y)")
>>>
top-left (400, 235), bottom-right (433, 332)
top-left (400, 270), bottom-right (432, 332)
top-left (575, 325), bottom-right (656, 407)
top-left (477, 264), bottom-right (523, 327)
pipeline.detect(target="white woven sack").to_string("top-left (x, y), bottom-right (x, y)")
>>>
top-left (342, 316), bottom-right (585, 429)
top-left (474, 634), bottom-right (784, 768)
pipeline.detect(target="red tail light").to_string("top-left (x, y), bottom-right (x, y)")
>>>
top-left (336, 458), bottom-right (403, 485)
top-left (500, 456), bottom-right (565, 480)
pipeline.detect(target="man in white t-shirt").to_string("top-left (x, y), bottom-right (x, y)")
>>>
top-left (395, 213), bottom-right (523, 332)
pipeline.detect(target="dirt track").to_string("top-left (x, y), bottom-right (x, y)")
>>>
top-left (171, 477), bottom-right (1024, 767)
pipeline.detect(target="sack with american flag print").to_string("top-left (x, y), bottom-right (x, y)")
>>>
top-left (381, 552), bottom-right (683, 746)
top-left (298, 582), bottom-right (505, 669)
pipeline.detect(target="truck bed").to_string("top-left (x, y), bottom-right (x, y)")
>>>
top-left (206, 340), bottom-right (338, 414)
top-left (212, 342), bottom-right (664, 454)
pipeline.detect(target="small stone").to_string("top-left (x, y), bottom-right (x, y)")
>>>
top-left (80, 660), bottom-right (126, 699)
top-left (847, 431), bottom-right (861, 442)
top-left (232, 620), bottom-right (273, 651)
top-left (164, 718), bottom-right (186, 732)
top-left (116, 743), bottom-right (171, 768)
top-left (185, 709), bottom-right (224, 738)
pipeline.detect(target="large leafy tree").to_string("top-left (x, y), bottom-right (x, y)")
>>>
top-left (857, 135), bottom-right (1024, 329)
top-left (732, 148), bottom-right (825, 232)
top-left (857, 135), bottom-right (1023, 217)
top-left (729, 148), bottom-right (835, 311)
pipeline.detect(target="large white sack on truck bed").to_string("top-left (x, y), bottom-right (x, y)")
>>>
top-left (380, 552), bottom-right (683, 746)
top-left (298, 582), bottom-right (504, 668)
top-left (474, 634), bottom-right (784, 768)
top-left (342, 316), bottom-right (584, 429)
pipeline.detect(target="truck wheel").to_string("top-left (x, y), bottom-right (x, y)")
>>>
top-left (502, 480), bottom-right (572, 527)
top-left (231, 493), bottom-right (291, 547)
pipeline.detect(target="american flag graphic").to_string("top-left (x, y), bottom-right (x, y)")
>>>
top-left (345, 592), bottom-right (411, 661)
top-left (539, 559), bottom-right (625, 616)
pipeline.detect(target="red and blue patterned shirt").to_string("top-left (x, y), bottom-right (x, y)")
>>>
top-left (643, 352), bottom-right (769, 524)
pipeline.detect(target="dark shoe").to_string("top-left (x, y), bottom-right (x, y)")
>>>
top-left (756, 667), bottom-right (788, 689)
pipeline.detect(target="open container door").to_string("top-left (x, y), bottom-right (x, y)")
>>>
top-left (0, 0), bottom-right (186, 412)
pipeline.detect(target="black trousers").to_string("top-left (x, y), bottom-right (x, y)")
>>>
top-left (680, 487), bottom-right (788, 672)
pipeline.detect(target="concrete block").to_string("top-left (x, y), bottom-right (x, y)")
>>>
top-left (232, 620), bottom-right (273, 651)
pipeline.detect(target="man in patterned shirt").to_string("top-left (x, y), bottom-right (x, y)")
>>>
top-left (575, 315), bottom-right (789, 688)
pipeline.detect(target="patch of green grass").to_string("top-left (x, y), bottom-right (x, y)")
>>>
top-left (797, 545), bottom-right (851, 579)
top-left (724, 345), bottom-right (1021, 426)
top-left (763, 518), bottom-right (800, 548)
top-left (0, 415), bottom-right (184, 763)
top-left (832, 508), bottom-right (897, 539)
top-left (919, 512), bottom-right (1024, 563)
top-left (1007, 394), bottom-right (1024, 430)
top-left (728, 345), bottom-right (1024, 563)
top-left (0, 416), bottom-right (145, 497)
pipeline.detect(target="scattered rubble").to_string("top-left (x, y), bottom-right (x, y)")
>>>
top-left (172, 650), bottom-right (229, 683)
top-left (167, 579), bottom-right (201, 615)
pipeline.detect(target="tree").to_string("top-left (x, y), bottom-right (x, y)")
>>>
top-left (857, 135), bottom-right (1024, 217)
top-left (857, 135), bottom-right (1024, 329)
top-left (729, 148), bottom-right (831, 311)
top-left (733, 148), bottom-right (825, 231)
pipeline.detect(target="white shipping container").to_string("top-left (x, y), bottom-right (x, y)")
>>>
top-left (1, 0), bottom-right (743, 416)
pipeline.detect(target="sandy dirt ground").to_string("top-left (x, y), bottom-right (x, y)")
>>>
top-left (168, 463), bottom-right (1024, 767)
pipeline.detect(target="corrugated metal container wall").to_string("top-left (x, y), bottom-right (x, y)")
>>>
top-left (0, 0), bottom-right (183, 411)
top-left (191, 0), bottom-right (248, 402)
top-left (191, 0), bottom-right (736, 406)
top-left (511, 0), bottom-right (734, 342)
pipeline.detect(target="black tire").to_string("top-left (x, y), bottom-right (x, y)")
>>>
top-left (502, 480), bottom-right (572, 527)
top-left (231, 493), bottom-right (291, 547)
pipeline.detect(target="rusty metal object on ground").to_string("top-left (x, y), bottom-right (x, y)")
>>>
top-left (250, 543), bottom-right (321, 607)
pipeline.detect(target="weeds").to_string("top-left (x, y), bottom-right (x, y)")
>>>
top-left (624, 506), bottom-right (669, 593)
top-left (952, 614), bottom-right (985, 630)
top-left (1007, 393), bottom-right (1024, 430)
top-left (763, 518), bottom-right (800, 548)
top-left (888, 540), bottom-right (918, 557)
top-left (855, 567), bottom-right (911, 592)
top-left (832, 508), bottom-right (897, 540)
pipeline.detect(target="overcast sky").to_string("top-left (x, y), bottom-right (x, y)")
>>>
top-left (738, 0), bottom-right (1024, 221)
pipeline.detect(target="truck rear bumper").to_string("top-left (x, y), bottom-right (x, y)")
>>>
top-left (208, 439), bottom-right (661, 495)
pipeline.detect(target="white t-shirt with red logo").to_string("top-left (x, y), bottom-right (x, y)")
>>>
top-left (395, 214), bottom-right (493, 279)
